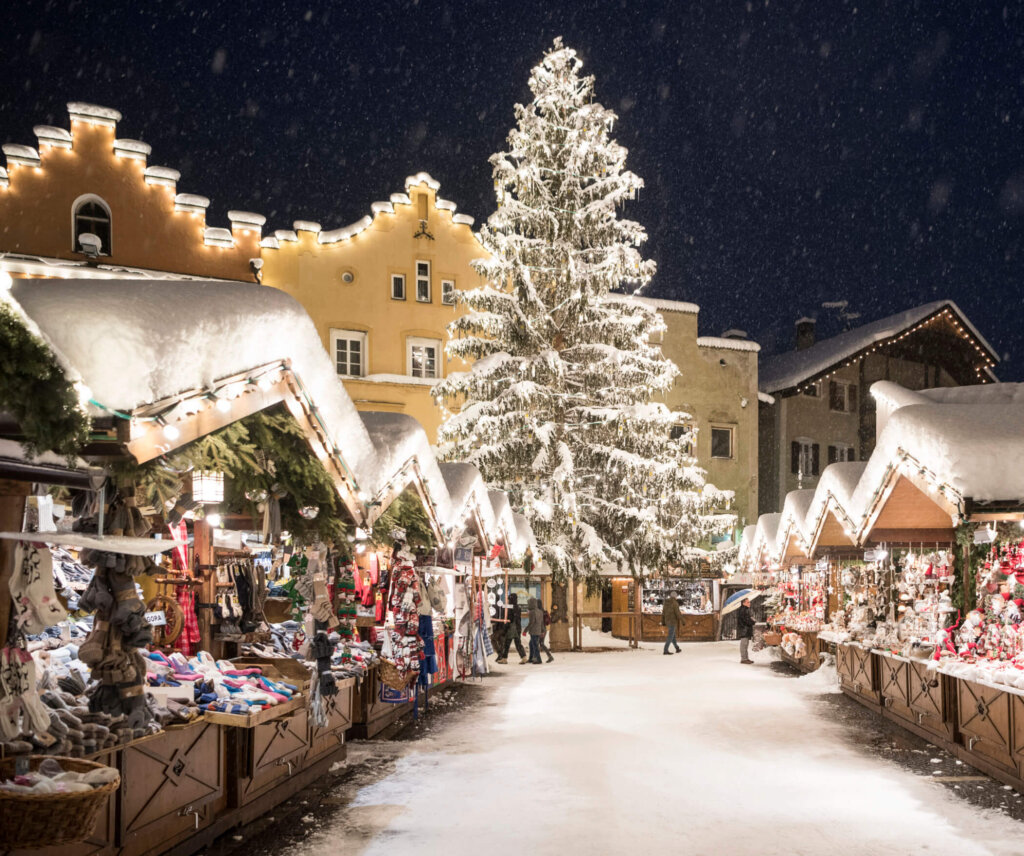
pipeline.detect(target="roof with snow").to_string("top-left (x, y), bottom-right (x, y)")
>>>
top-left (759, 300), bottom-right (998, 394)
top-left (740, 380), bottom-right (1024, 568)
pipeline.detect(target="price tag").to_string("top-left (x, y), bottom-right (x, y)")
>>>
top-left (144, 610), bottom-right (167, 627)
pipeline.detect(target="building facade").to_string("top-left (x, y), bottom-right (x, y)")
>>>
top-left (637, 297), bottom-right (761, 532)
top-left (0, 102), bottom-right (259, 283)
top-left (757, 301), bottom-right (999, 515)
top-left (258, 173), bottom-right (486, 440)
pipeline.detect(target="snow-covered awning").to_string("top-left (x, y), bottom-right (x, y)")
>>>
top-left (438, 461), bottom-right (498, 546)
top-left (4, 277), bottom-right (379, 522)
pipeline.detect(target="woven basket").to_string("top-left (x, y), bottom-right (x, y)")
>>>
top-left (378, 659), bottom-right (415, 691)
top-left (0, 756), bottom-right (120, 850)
top-left (763, 631), bottom-right (782, 646)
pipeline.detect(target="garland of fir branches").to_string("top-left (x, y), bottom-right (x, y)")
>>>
top-left (0, 302), bottom-right (89, 458)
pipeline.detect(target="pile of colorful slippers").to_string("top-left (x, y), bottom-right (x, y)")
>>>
top-left (144, 651), bottom-right (298, 714)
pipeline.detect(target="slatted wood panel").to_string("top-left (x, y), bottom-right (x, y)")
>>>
top-left (957, 680), bottom-right (1015, 772)
top-left (119, 722), bottom-right (225, 856)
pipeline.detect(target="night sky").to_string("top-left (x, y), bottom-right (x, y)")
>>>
top-left (3, 1), bottom-right (1023, 379)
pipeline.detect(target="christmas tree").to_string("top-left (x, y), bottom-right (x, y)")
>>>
top-left (435, 40), bottom-right (732, 628)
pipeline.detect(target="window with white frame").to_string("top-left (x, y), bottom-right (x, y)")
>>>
top-left (416, 260), bottom-right (431, 302)
top-left (329, 329), bottom-right (366, 378)
top-left (710, 426), bottom-right (734, 459)
top-left (441, 278), bottom-right (456, 306)
top-left (391, 273), bottom-right (406, 301)
top-left (829, 380), bottom-right (857, 413)
top-left (72, 195), bottom-right (112, 255)
top-left (407, 336), bottom-right (441, 379)
top-left (791, 438), bottom-right (819, 478)
top-left (828, 444), bottom-right (856, 464)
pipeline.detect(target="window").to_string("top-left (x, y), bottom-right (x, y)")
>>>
top-left (829, 380), bottom-right (857, 413)
top-left (330, 329), bottom-right (366, 378)
top-left (710, 426), bottom-right (733, 459)
top-left (802, 380), bottom-right (822, 398)
top-left (408, 337), bottom-right (441, 379)
top-left (416, 260), bottom-right (431, 302)
top-left (441, 278), bottom-right (456, 306)
top-left (72, 195), bottom-right (111, 255)
top-left (791, 439), bottom-right (820, 477)
top-left (828, 445), bottom-right (856, 464)
top-left (670, 422), bottom-right (693, 455)
top-left (391, 274), bottom-right (406, 301)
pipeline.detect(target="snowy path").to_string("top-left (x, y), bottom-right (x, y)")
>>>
top-left (290, 642), bottom-right (1024, 856)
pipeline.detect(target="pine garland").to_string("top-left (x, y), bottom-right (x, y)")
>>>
top-left (0, 302), bottom-right (90, 458)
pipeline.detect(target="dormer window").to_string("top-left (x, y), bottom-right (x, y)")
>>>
top-left (72, 195), bottom-right (111, 256)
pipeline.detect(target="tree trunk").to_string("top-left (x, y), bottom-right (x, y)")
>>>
top-left (548, 578), bottom-right (571, 651)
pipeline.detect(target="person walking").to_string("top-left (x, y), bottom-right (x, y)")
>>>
top-left (661, 590), bottom-right (683, 655)
top-left (525, 596), bottom-right (552, 663)
top-left (737, 597), bottom-right (755, 664)
top-left (496, 593), bottom-right (527, 664)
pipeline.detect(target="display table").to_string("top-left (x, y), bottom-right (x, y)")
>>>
top-left (9, 683), bottom-right (355, 856)
top-left (835, 642), bottom-right (1024, 792)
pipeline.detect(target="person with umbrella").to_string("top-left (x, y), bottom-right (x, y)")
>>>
top-left (737, 597), bottom-right (755, 664)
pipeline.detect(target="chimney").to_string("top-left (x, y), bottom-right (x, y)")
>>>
top-left (721, 329), bottom-right (748, 340)
top-left (795, 317), bottom-right (816, 351)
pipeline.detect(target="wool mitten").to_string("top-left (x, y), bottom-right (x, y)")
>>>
top-left (79, 566), bottom-right (114, 614)
top-left (78, 619), bottom-right (111, 667)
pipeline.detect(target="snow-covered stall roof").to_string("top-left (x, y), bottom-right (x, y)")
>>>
top-left (511, 512), bottom-right (539, 560)
top-left (737, 524), bottom-right (757, 564)
top-left (488, 489), bottom-right (517, 545)
top-left (3, 277), bottom-right (380, 504)
top-left (775, 489), bottom-right (815, 557)
top-left (749, 513), bottom-right (782, 565)
top-left (438, 462), bottom-right (497, 542)
top-left (359, 411), bottom-right (452, 533)
top-left (742, 382), bottom-right (1024, 567)
top-left (759, 301), bottom-right (998, 394)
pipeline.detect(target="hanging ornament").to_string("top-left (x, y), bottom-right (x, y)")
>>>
top-left (299, 506), bottom-right (320, 520)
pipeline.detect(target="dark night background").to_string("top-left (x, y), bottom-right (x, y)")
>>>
top-left (2, 1), bottom-right (1022, 378)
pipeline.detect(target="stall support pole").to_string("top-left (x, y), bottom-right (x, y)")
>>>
top-left (194, 519), bottom-right (216, 656)
top-left (0, 480), bottom-right (30, 644)
top-left (572, 576), bottom-right (579, 651)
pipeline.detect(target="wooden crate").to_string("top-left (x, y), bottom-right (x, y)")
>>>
top-left (307, 678), bottom-right (355, 764)
top-left (231, 704), bottom-right (311, 806)
top-left (202, 693), bottom-right (304, 727)
top-left (231, 656), bottom-right (313, 692)
top-left (118, 721), bottom-right (226, 856)
top-left (957, 679), bottom-right (1015, 773)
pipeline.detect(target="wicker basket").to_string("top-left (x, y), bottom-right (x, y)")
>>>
top-left (763, 631), bottom-right (782, 646)
top-left (378, 659), bottom-right (416, 691)
top-left (0, 756), bottom-right (120, 850)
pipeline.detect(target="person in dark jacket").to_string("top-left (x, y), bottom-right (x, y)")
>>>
top-left (661, 591), bottom-right (683, 655)
top-left (525, 596), bottom-right (548, 663)
top-left (496, 593), bottom-right (527, 664)
top-left (737, 598), bottom-right (755, 664)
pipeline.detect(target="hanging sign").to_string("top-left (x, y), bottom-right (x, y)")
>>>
top-left (144, 610), bottom-right (167, 627)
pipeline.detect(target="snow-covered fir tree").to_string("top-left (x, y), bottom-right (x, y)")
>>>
top-left (435, 39), bottom-right (733, 591)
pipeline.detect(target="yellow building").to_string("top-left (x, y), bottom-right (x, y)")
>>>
top-left (0, 102), bottom-right (260, 282)
top-left (627, 296), bottom-right (761, 533)
top-left (259, 173), bottom-right (485, 440)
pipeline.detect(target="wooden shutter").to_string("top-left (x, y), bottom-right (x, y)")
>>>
top-left (828, 445), bottom-right (838, 465)
top-left (811, 443), bottom-right (820, 476)
top-left (791, 441), bottom-right (800, 474)
top-left (849, 384), bottom-right (858, 412)
top-left (847, 446), bottom-right (856, 461)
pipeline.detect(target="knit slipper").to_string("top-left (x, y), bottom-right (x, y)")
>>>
top-left (78, 620), bottom-right (111, 668)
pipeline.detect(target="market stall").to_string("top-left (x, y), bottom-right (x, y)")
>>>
top-left (0, 277), bottom-right (540, 856)
top-left (610, 573), bottom-right (719, 642)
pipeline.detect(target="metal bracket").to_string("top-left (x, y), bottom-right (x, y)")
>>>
top-left (177, 805), bottom-right (200, 829)
top-left (968, 736), bottom-right (980, 751)
top-left (275, 758), bottom-right (294, 776)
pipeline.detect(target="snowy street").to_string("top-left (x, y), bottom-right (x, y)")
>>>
top-left (219, 642), bottom-right (1024, 856)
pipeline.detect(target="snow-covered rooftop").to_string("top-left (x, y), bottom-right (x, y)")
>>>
top-left (742, 381), bottom-right (1024, 567)
top-left (696, 336), bottom-right (760, 353)
top-left (606, 293), bottom-right (699, 315)
top-left (759, 301), bottom-right (998, 394)
top-left (4, 277), bottom-right (380, 494)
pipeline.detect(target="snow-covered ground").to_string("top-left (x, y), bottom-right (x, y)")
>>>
top-left (290, 641), bottom-right (1024, 856)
